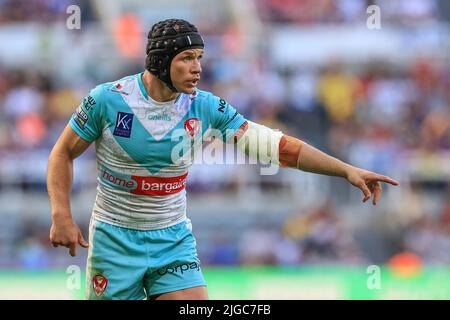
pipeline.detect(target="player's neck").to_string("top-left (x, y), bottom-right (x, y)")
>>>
top-left (142, 70), bottom-right (179, 102)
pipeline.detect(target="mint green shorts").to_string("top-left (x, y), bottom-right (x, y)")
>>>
top-left (85, 218), bottom-right (206, 300)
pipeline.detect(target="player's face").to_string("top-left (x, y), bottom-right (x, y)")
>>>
top-left (170, 49), bottom-right (203, 94)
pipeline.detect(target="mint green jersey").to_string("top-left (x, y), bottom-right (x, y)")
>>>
top-left (70, 73), bottom-right (246, 230)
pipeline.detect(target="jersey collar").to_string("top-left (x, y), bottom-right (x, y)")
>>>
top-left (137, 72), bottom-right (182, 105)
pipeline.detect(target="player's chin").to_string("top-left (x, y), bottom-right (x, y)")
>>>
top-left (177, 81), bottom-right (197, 94)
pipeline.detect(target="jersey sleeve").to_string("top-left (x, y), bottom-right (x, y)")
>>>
top-left (69, 85), bottom-right (105, 142)
top-left (208, 94), bottom-right (247, 143)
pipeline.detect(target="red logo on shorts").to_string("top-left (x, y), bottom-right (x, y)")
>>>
top-left (184, 118), bottom-right (200, 139)
top-left (93, 274), bottom-right (108, 297)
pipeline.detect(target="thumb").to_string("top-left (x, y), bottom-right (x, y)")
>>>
top-left (78, 231), bottom-right (89, 248)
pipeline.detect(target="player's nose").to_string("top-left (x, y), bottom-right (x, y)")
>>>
top-left (192, 60), bottom-right (202, 74)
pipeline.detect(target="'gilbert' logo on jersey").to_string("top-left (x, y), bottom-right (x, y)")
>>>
top-left (184, 118), bottom-right (200, 139)
top-left (113, 112), bottom-right (134, 138)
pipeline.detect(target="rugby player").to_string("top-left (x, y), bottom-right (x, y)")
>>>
top-left (47, 19), bottom-right (399, 300)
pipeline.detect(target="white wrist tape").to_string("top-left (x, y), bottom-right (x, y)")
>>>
top-left (235, 121), bottom-right (283, 165)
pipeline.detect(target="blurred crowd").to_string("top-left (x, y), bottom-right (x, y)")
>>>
top-left (256, 0), bottom-right (442, 25)
top-left (1, 0), bottom-right (450, 269)
top-left (0, 0), bottom-right (94, 24)
top-left (2, 53), bottom-right (449, 175)
top-left (0, 0), bottom-right (444, 26)
top-left (235, 203), bottom-right (367, 266)
top-left (2, 54), bottom-right (450, 268)
top-left (8, 192), bottom-right (450, 268)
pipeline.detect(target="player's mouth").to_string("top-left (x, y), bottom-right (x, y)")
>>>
top-left (187, 78), bottom-right (200, 87)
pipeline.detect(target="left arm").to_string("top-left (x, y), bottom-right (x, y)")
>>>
top-left (235, 123), bottom-right (399, 205)
top-left (279, 134), bottom-right (399, 204)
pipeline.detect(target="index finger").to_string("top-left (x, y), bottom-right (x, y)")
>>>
top-left (376, 175), bottom-right (399, 186)
top-left (69, 243), bottom-right (77, 257)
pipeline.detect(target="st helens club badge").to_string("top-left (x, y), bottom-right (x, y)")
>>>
top-left (184, 118), bottom-right (200, 139)
top-left (92, 274), bottom-right (108, 297)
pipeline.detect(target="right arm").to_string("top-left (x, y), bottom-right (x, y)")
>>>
top-left (47, 125), bottom-right (91, 256)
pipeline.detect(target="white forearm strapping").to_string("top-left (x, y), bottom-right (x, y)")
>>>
top-left (235, 121), bottom-right (283, 165)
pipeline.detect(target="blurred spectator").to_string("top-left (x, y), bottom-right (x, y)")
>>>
top-left (282, 203), bottom-right (365, 265)
top-left (317, 62), bottom-right (361, 124)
